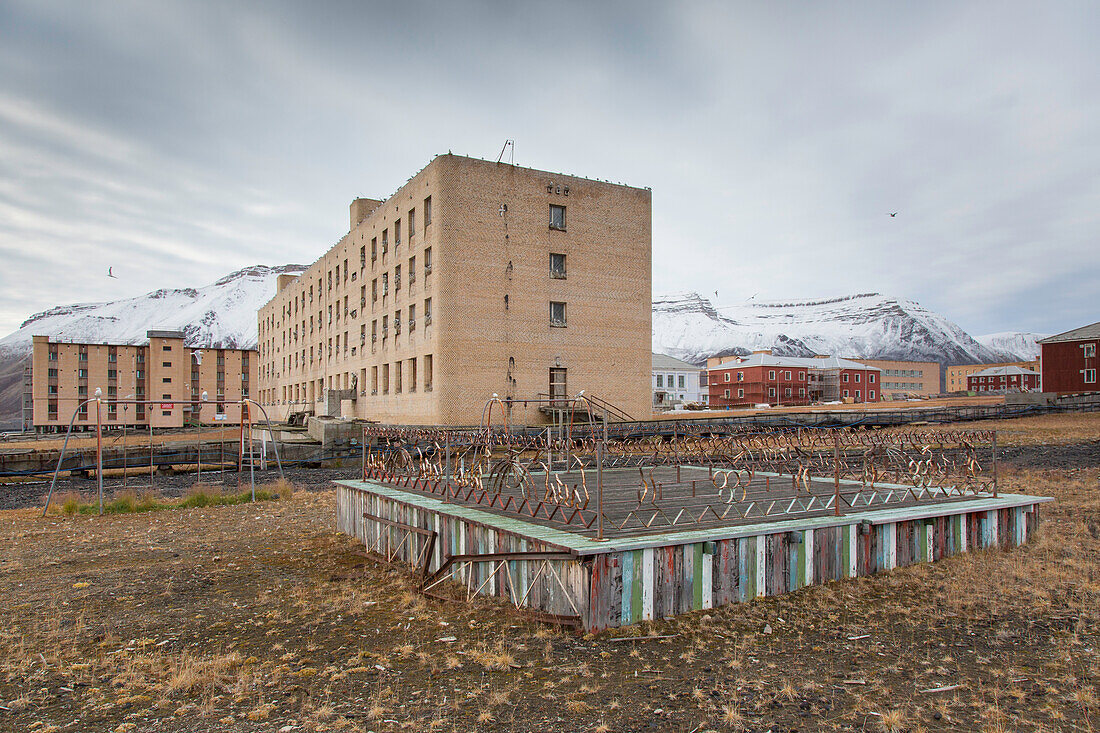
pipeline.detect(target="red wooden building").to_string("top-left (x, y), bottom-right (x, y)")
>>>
top-left (966, 365), bottom-right (1040, 393)
top-left (1037, 321), bottom-right (1099, 393)
top-left (707, 352), bottom-right (881, 408)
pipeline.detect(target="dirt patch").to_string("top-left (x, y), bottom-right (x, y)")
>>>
top-left (0, 420), bottom-right (1097, 732)
top-left (999, 441), bottom-right (1100, 470)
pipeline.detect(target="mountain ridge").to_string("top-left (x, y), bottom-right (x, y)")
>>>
top-left (0, 274), bottom-right (1042, 427)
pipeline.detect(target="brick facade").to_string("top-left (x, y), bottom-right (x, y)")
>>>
top-left (258, 155), bottom-right (652, 426)
top-left (30, 332), bottom-right (256, 431)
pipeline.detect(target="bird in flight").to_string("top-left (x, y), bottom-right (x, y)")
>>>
top-left (107, 267), bottom-right (118, 278)
top-left (888, 212), bottom-right (898, 217)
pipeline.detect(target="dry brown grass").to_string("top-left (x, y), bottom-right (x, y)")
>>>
top-left (912, 411), bottom-right (1100, 446)
top-left (0, 415), bottom-right (1098, 731)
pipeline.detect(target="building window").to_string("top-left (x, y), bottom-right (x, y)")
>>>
top-left (768, 387), bottom-right (776, 397)
top-left (550, 253), bottom-right (566, 279)
top-left (163, 345), bottom-right (172, 351)
top-left (784, 371), bottom-right (791, 380)
top-left (768, 370), bottom-right (775, 380)
top-left (869, 390), bottom-right (876, 400)
top-left (843, 389), bottom-right (849, 397)
top-left (723, 373), bottom-right (730, 383)
top-left (724, 388), bottom-right (730, 398)
top-left (737, 372), bottom-right (743, 381)
top-left (1085, 369), bottom-right (1097, 384)
top-left (549, 367), bottom-right (567, 402)
top-left (656, 375), bottom-right (664, 388)
top-left (855, 373), bottom-right (861, 383)
top-left (1084, 344), bottom-right (1097, 358)
top-left (678, 375), bottom-right (685, 389)
top-left (423, 196), bottom-right (432, 228)
top-left (842, 373), bottom-right (849, 383)
top-left (424, 247), bottom-right (432, 275)
top-left (163, 377), bottom-right (171, 383)
top-left (784, 387), bottom-right (792, 397)
top-left (549, 204), bottom-right (566, 231)
top-left (408, 256), bottom-right (416, 285)
top-left (737, 388), bottom-right (744, 398)
top-left (424, 354), bottom-right (433, 391)
top-left (424, 298), bottom-right (432, 325)
top-left (550, 301), bottom-right (567, 327)
top-left (869, 373), bottom-right (876, 383)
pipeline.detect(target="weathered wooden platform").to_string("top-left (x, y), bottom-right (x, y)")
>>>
top-left (335, 473), bottom-right (1051, 632)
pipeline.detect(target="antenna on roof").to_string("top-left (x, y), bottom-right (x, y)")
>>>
top-left (496, 139), bottom-right (514, 165)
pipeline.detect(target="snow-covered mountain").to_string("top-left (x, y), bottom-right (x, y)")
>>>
top-left (0, 273), bottom-right (1041, 427)
top-left (0, 264), bottom-right (304, 359)
top-left (975, 332), bottom-right (1045, 362)
top-left (0, 265), bottom-right (304, 427)
top-left (653, 292), bottom-right (1009, 366)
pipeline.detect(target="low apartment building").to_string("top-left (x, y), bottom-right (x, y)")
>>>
top-left (967, 365), bottom-right (1040, 393)
top-left (258, 154), bottom-right (652, 426)
top-left (30, 331), bottom-right (257, 432)
top-left (652, 353), bottom-right (706, 410)
top-left (707, 351), bottom-right (881, 408)
top-left (851, 359), bottom-right (941, 397)
top-left (1038, 321), bottom-right (1099, 393)
top-left (946, 360), bottom-right (1040, 392)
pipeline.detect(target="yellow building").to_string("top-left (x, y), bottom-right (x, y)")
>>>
top-left (258, 154), bottom-right (652, 426)
top-left (946, 360), bottom-right (1040, 393)
top-left (851, 359), bottom-right (941, 397)
top-left (30, 331), bottom-right (256, 432)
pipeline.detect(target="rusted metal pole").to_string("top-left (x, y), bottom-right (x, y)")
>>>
top-left (596, 439), bottom-right (604, 541)
top-left (247, 404), bottom-right (255, 501)
top-left (96, 398), bottom-right (103, 515)
top-left (238, 403), bottom-right (245, 493)
top-left (149, 418), bottom-right (154, 489)
top-left (833, 430), bottom-right (841, 516)
top-left (992, 431), bottom-right (998, 498)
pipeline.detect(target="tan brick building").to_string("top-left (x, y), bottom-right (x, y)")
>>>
top-left (851, 359), bottom-right (941, 397)
top-left (257, 154), bottom-right (652, 426)
top-left (945, 360), bottom-right (1040, 393)
top-left (30, 332), bottom-right (257, 431)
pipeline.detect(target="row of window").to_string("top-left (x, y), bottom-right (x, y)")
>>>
top-left (273, 354), bottom-right (436, 404)
top-left (882, 369), bottom-right (923, 378)
top-left (656, 374), bottom-right (687, 389)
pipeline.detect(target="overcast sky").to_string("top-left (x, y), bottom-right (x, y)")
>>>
top-left (1, 0), bottom-right (1096, 338)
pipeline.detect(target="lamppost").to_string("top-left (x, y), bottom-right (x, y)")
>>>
top-left (94, 387), bottom-right (103, 515)
top-left (198, 390), bottom-right (208, 481)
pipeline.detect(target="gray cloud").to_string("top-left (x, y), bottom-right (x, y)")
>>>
top-left (0, 0), bottom-right (1096, 337)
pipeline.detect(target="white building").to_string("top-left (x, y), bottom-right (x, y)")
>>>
top-left (652, 353), bottom-right (706, 410)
